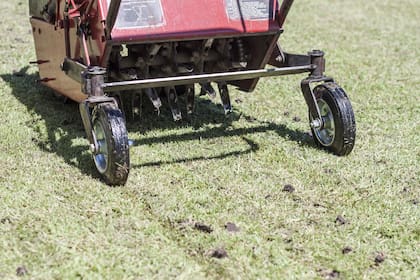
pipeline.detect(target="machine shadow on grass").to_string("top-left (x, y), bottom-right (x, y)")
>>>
top-left (2, 67), bottom-right (314, 178)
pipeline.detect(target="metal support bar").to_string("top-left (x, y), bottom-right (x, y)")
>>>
top-left (102, 65), bottom-right (314, 93)
top-left (61, 57), bottom-right (88, 84)
top-left (63, 2), bottom-right (71, 58)
top-left (269, 50), bottom-right (312, 68)
top-left (277, 0), bottom-right (295, 28)
top-left (106, 0), bottom-right (122, 36)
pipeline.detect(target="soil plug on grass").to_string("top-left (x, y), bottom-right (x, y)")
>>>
top-left (318, 269), bottom-right (340, 279)
top-left (0, 217), bottom-right (12, 224)
top-left (16, 266), bottom-right (28, 276)
top-left (374, 252), bottom-right (386, 265)
top-left (282, 184), bottom-right (295, 193)
top-left (327, 270), bottom-right (340, 279)
top-left (335, 215), bottom-right (347, 225)
top-left (225, 222), bottom-right (240, 233)
top-left (194, 222), bottom-right (213, 233)
top-left (208, 248), bottom-right (228, 259)
top-left (342, 246), bottom-right (353, 254)
top-left (409, 199), bottom-right (418, 205)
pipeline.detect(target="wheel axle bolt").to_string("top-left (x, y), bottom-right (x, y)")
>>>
top-left (311, 119), bottom-right (322, 129)
top-left (89, 144), bottom-right (97, 153)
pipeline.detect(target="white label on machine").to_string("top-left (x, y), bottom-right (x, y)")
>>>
top-left (108, 0), bottom-right (165, 29)
top-left (225, 0), bottom-right (272, 21)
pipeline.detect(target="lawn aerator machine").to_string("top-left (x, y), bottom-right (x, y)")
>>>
top-left (29, 0), bottom-right (356, 185)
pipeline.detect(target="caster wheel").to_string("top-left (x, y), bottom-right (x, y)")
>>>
top-left (310, 82), bottom-right (356, 156)
top-left (92, 103), bottom-right (130, 185)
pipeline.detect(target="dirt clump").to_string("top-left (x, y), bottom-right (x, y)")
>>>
top-left (410, 199), bottom-right (418, 205)
top-left (342, 246), bottom-right (353, 254)
top-left (335, 215), bottom-right (347, 225)
top-left (16, 266), bottom-right (28, 276)
top-left (374, 252), bottom-right (386, 265)
top-left (282, 184), bottom-right (295, 193)
top-left (208, 248), bottom-right (228, 259)
top-left (244, 115), bottom-right (257, 123)
top-left (327, 270), bottom-right (340, 279)
top-left (194, 222), bottom-right (213, 233)
top-left (225, 222), bottom-right (240, 233)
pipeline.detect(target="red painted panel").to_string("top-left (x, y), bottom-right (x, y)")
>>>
top-left (102, 0), bottom-right (280, 43)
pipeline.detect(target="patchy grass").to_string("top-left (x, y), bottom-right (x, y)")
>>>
top-left (0, 0), bottom-right (419, 279)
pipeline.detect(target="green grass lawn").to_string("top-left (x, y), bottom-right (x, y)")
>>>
top-left (0, 0), bottom-right (419, 279)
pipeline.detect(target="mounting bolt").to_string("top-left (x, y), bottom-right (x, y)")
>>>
top-left (310, 119), bottom-right (323, 129)
top-left (308, 49), bottom-right (325, 57)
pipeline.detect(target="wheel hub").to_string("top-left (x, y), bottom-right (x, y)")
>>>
top-left (312, 99), bottom-right (335, 146)
top-left (93, 121), bottom-right (108, 174)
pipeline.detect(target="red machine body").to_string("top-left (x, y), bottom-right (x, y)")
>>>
top-left (30, 0), bottom-right (283, 102)
top-left (107, 0), bottom-right (280, 42)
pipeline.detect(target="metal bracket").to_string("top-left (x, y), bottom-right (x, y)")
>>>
top-left (79, 96), bottom-right (118, 151)
top-left (61, 57), bottom-right (88, 83)
top-left (301, 76), bottom-right (334, 125)
top-left (308, 50), bottom-right (326, 78)
top-left (78, 65), bottom-right (116, 152)
top-left (300, 50), bottom-right (333, 126)
top-left (82, 66), bottom-right (107, 96)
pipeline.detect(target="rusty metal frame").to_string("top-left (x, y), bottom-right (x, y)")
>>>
top-left (62, 48), bottom-right (329, 124)
top-left (101, 65), bottom-right (315, 93)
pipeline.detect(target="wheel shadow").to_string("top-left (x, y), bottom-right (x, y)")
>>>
top-left (1, 67), bottom-right (315, 178)
top-left (1, 67), bottom-right (97, 177)
top-left (129, 119), bottom-right (314, 168)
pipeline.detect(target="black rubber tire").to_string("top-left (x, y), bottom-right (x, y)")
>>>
top-left (310, 82), bottom-right (356, 156)
top-left (92, 103), bottom-right (130, 185)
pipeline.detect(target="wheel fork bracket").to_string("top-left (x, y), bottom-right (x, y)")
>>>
top-left (80, 96), bottom-right (119, 153)
top-left (301, 50), bottom-right (334, 127)
top-left (79, 66), bottom-right (118, 152)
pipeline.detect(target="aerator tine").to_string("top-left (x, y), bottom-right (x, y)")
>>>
top-left (217, 82), bottom-right (232, 114)
top-left (165, 87), bottom-right (182, 121)
top-left (200, 82), bottom-right (217, 99)
top-left (145, 88), bottom-right (162, 114)
top-left (186, 85), bottom-right (195, 115)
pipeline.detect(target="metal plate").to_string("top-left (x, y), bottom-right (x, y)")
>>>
top-left (107, 0), bottom-right (165, 29)
top-left (108, 0), bottom-right (280, 43)
top-left (30, 18), bottom-right (87, 103)
top-left (225, 0), bottom-right (272, 21)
